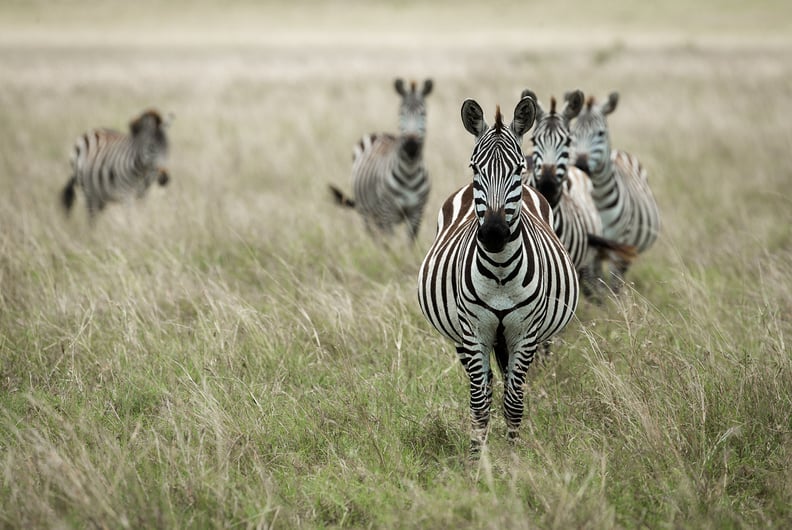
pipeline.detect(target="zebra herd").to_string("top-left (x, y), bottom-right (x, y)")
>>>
top-left (332, 81), bottom-right (659, 454)
top-left (58, 79), bottom-right (660, 457)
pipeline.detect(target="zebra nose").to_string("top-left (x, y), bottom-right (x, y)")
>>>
top-left (478, 208), bottom-right (510, 253)
top-left (540, 164), bottom-right (556, 181)
top-left (402, 136), bottom-right (422, 159)
top-left (574, 153), bottom-right (589, 172)
top-left (536, 167), bottom-right (559, 199)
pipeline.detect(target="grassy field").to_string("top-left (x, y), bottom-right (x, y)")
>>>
top-left (1, 1), bottom-right (791, 528)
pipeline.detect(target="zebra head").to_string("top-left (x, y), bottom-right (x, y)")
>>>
top-left (461, 95), bottom-right (536, 253)
top-left (571, 92), bottom-right (618, 175)
top-left (524, 89), bottom-right (584, 206)
top-left (394, 78), bottom-right (433, 159)
top-left (129, 109), bottom-right (170, 168)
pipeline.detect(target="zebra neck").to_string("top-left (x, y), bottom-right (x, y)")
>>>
top-left (132, 138), bottom-right (159, 169)
top-left (393, 143), bottom-right (425, 184)
top-left (587, 153), bottom-right (614, 188)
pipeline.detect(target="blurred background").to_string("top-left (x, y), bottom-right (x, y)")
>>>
top-left (1, 1), bottom-right (791, 528)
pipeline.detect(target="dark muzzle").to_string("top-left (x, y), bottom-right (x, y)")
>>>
top-left (535, 164), bottom-right (561, 204)
top-left (402, 136), bottom-right (422, 159)
top-left (574, 153), bottom-right (589, 172)
top-left (478, 208), bottom-right (510, 253)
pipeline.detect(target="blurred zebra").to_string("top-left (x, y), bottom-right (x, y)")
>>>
top-left (61, 109), bottom-right (171, 220)
top-left (329, 78), bottom-right (432, 243)
top-left (417, 96), bottom-right (579, 455)
top-left (571, 92), bottom-right (660, 289)
top-left (523, 89), bottom-right (636, 299)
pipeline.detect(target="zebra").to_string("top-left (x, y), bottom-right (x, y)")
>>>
top-left (417, 95), bottom-right (579, 455)
top-left (570, 92), bottom-right (660, 290)
top-left (60, 109), bottom-right (171, 220)
top-left (522, 89), bottom-right (636, 299)
top-left (329, 78), bottom-right (432, 243)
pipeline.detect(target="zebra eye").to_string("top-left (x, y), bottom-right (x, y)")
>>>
top-left (597, 130), bottom-right (606, 137)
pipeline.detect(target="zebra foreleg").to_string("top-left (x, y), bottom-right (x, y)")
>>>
top-left (458, 345), bottom-right (493, 458)
top-left (86, 198), bottom-right (104, 225)
top-left (503, 343), bottom-right (537, 442)
top-left (405, 208), bottom-right (424, 245)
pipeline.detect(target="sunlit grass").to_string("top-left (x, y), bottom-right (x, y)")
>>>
top-left (1, 1), bottom-right (791, 528)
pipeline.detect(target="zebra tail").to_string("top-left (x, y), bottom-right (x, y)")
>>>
top-left (587, 233), bottom-right (638, 264)
top-left (328, 184), bottom-right (355, 208)
top-left (61, 175), bottom-right (77, 214)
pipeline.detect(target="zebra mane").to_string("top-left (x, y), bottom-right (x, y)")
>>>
top-left (550, 97), bottom-right (557, 114)
top-left (410, 80), bottom-right (417, 93)
top-left (494, 105), bottom-right (503, 130)
top-left (586, 96), bottom-right (595, 110)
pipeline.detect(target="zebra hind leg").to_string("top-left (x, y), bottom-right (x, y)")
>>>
top-left (608, 257), bottom-right (631, 294)
top-left (60, 175), bottom-right (77, 215)
top-left (579, 265), bottom-right (604, 305)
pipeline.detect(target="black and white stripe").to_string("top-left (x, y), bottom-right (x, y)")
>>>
top-left (571, 92), bottom-right (660, 288)
top-left (417, 96), bottom-right (579, 454)
top-left (61, 109), bottom-right (170, 220)
top-left (523, 89), bottom-right (601, 269)
top-left (329, 78), bottom-right (432, 243)
top-left (524, 89), bottom-right (636, 299)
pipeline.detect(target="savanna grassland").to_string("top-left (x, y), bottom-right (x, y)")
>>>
top-left (1, 1), bottom-right (791, 528)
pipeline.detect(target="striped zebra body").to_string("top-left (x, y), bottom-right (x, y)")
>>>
top-left (572, 92), bottom-right (660, 287)
top-left (351, 131), bottom-right (430, 239)
top-left (61, 109), bottom-right (170, 220)
top-left (592, 149), bottom-right (658, 253)
top-left (544, 167), bottom-right (602, 269)
top-left (330, 78), bottom-right (432, 243)
top-left (523, 90), bottom-right (637, 300)
top-left (523, 90), bottom-right (601, 271)
top-left (418, 96), bottom-right (579, 454)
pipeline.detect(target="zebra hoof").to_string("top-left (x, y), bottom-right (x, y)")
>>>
top-left (469, 438), bottom-right (483, 460)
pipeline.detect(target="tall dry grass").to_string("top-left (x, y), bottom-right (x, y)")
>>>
top-left (1, 1), bottom-right (791, 528)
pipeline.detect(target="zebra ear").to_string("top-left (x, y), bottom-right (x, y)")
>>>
top-left (421, 79), bottom-right (433, 97)
top-left (394, 78), bottom-right (407, 96)
top-left (461, 99), bottom-right (487, 137)
top-left (602, 91), bottom-right (619, 115)
top-left (562, 89), bottom-right (585, 121)
top-left (520, 88), bottom-right (537, 101)
top-left (510, 95), bottom-right (537, 138)
top-left (521, 89), bottom-right (544, 123)
top-left (129, 115), bottom-right (144, 136)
